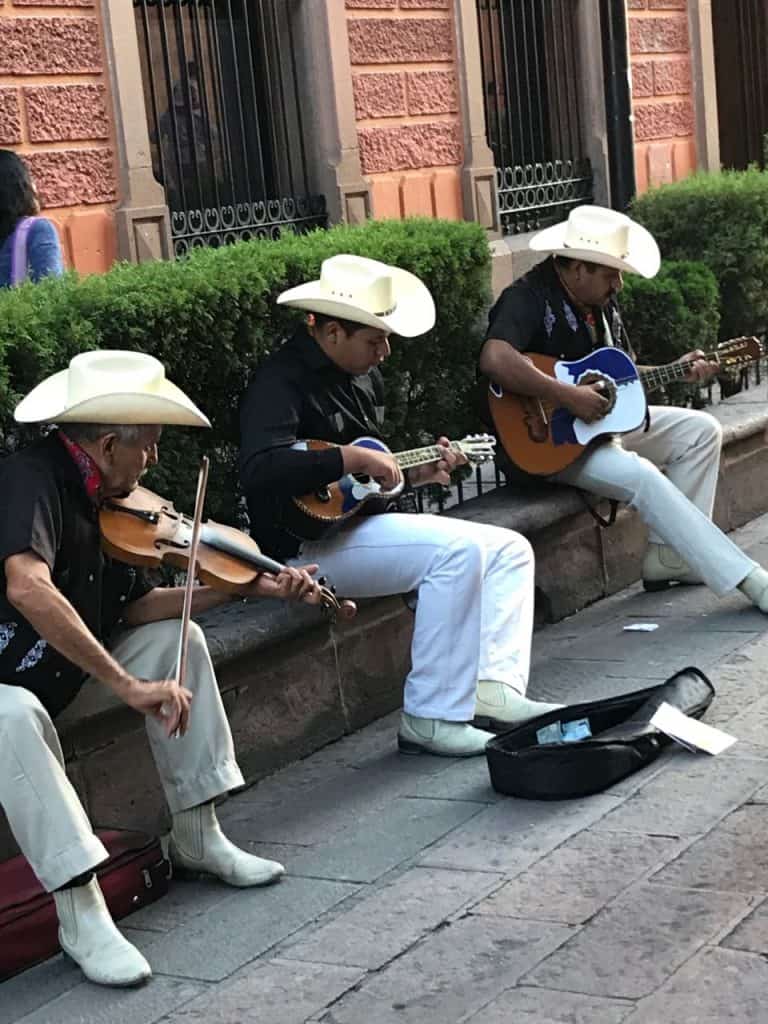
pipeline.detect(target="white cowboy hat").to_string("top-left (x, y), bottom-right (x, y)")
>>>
top-left (529, 205), bottom-right (661, 279)
top-left (14, 350), bottom-right (211, 427)
top-left (276, 254), bottom-right (436, 337)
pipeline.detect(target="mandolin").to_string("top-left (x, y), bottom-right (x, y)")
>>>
top-left (287, 434), bottom-right (496, 540)
top-left (488, 336), bottom-right (763, 476)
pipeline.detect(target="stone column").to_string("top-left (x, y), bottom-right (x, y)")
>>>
top-left (627, 0), bottom-right (697, 191)
top-left (100, 0), bottom-right (172, 261)
top-left (577, 0), bottom-right (612, 208)
top-left (687, 0), bottom-right (720, 172)
top-left (294, 0), bottom-right (372, 225)
top-left (454, 0), bottom-right (499, 233)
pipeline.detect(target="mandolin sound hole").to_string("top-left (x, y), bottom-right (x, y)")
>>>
top-left (316, 487), bottom-right (331, 504)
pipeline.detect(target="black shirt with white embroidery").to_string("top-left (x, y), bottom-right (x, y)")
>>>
top-left (484, 255), bottom-right (633, 361)
top-left (480, 255), bottom-right (635, 481)
top-left (0, 433), bottom-right (153, 716)
top-left (239, 325), bottom-right (387, 561)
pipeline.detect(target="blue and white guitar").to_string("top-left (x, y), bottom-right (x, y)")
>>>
top-left (488, 338), bottom-right (762, 475)
top-left (288, 434), bottom-right (496, 539)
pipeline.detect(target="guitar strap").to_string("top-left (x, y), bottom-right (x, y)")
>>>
top-left (580, 493), bottom-right (619, 529)
top-left (599, 307), bottom-right (651, 435)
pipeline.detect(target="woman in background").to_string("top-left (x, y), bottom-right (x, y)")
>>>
top-left (0, 150), bottom-right (64, 287)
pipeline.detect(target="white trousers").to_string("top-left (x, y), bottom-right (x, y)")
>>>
top-left (553, 405), bottom-right (756, 595)
top-left (0, 619), bottom-right (243, 892)
top-left (294, 513), bottom-right (535, 721)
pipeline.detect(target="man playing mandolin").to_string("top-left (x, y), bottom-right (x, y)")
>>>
top-left (0, 350), bottom-right (325, 988)
top-left (239, 254), bottom-right (560, 760)
top-left (479, 204), bottom-right (768, 611)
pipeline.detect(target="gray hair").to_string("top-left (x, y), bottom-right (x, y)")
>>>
top-left (59, 423), bottom-right (150, 445)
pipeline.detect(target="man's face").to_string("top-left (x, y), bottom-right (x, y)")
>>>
top-left (323, 322), bottom-right (391, 375)
top-left (570, 262), bottom-right (623, 308)
top-left (99, 426), bottom-right (162, 497)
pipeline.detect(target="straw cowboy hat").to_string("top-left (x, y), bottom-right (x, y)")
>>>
top-left (14, 350), bottom-right (211, 427)
top-left (529, 204), bottom-right (661, 279)
top-left (276, 254), bottom-right (436, 338)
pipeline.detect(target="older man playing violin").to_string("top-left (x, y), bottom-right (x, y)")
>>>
top-left (0, 350), bottom-right (323, 989)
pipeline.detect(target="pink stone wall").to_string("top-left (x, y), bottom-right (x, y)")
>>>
top-left (0, 0), bottom-right (118, 274)
top-left (628, 0), bottom-right (697, 192)
top-left (347, 0), bottom-right (463, 221)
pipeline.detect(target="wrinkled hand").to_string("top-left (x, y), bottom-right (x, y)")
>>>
top-left (676, 350), bottom-right (719, 384)
top-left (562, 382), bottom-right (611, 424)
top-left (409, 436), bottom-right (467, 487)
top-left (124, 677), bottom-right (193, 738)
top-left (239, 564), bottom-right (324, 605)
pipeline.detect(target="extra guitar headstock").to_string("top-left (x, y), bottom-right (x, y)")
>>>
top-left (716, 336), bottom-right (764, 367)
top-left (455, 433), bottom-right (497, 465)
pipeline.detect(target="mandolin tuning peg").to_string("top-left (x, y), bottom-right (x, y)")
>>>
top-left (318, 575), bottom-right (327, 586)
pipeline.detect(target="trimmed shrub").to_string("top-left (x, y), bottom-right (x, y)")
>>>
top-left (620, 259), bottom-right (721, 406)
top-left (620, 259), bottom-right (721, 365)
top-left (631, 168), bottom-right (768, 340)
top-left (0, 218), bottom-right (491, 524)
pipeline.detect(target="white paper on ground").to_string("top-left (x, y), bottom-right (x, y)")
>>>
top-left (623, 623), bottom-right (659, 632)
top-left (650, 701), bottom-right (737, 755)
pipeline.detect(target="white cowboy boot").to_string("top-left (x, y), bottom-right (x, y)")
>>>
top-left (474, 682), bottom-right (563, 729)
top-left (169, 801), bottom-right (285, 887)
top-left (739, 567), bottom-right (768, 612)
top-left (642, 543), bottom-right (703, 591)
top-left (53, 877), bottom-right (151, 987)
top-left (397, 713), bottom-right (493, 756)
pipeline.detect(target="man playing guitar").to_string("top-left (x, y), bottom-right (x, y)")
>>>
top-left (239, 254), bottom-right (560, 757)
top-left (479, 204), bottom-right (768, 610)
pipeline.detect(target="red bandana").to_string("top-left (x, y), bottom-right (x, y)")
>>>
top-left (58, 431), bottom-right (103, 503)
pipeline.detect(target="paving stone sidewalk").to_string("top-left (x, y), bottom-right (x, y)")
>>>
top-left (7, 513), bottom-right (768, 1024)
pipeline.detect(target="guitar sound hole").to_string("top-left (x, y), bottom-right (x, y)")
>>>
top-left (577, 372), bottom-right (617, 414)
top-left (316, 487), bottom-right (332, 504)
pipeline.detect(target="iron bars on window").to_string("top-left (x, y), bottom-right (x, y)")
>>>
top-left (477, 0), bottom-right (594, 235)
top-left (134, 0), bottom-right (327, 257)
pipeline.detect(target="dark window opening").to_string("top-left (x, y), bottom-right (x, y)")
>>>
top-left (476, 0), bottom-right (594, 235)
top-left (134, 0), bottom-right (327, 257)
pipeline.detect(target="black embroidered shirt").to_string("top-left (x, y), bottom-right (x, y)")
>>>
top-left (0, 433), bottom-right (153, 716)
top-left (239, 325), bottom-right (386, 560)
top-left (484, 255), bottom-right (633, 361)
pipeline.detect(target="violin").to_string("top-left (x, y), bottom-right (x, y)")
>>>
top-left (99, 485), bottom-right (357, 623)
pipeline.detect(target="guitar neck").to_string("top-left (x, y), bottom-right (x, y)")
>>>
top-left (639, 351), bottom-right (721, 391)
top-left (395, 441), bottom-right (463, 471)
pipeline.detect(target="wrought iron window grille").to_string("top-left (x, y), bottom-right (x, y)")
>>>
top-left (477, 0), bottom-right (594, 235)
top-left (134, 0), bottom-right (327, 257)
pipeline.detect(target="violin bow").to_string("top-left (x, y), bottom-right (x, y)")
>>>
top-left (174, 455), bottom-right (210, 692)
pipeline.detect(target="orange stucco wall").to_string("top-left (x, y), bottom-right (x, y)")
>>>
top-left (0, 0), bottom-right (119, 274)
top-left (628, 0), bottom-right (697, 192)
top-left (346, 0), bottom-right (463, 221)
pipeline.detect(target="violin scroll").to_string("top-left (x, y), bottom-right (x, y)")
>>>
top-left (317, 576), bottom-right (356, 623)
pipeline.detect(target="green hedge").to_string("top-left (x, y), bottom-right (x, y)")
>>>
top-left (620, 259), bottom-right (721, 406)
top-left (620, 259), bottom-right (721, 365)
top-left (0, 218), bottom-right (491, 524)
top-left (631, 168), bottom-right (768, 340)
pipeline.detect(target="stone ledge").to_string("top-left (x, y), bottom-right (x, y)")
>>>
top-left (2, 393), bottom-right (767, 857)
top-left (55, 392), bottom-right (768, 746)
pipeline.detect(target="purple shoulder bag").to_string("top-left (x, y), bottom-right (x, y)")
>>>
top-left (10, 216), bottom-right (40, 286)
